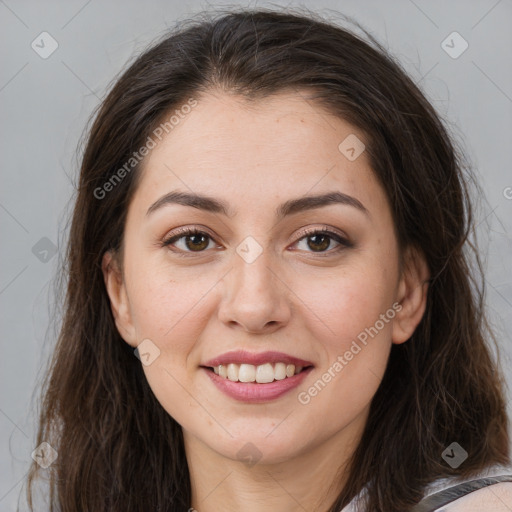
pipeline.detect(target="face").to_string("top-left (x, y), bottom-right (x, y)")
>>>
top-left (103, 90), bottom-right (428, 466)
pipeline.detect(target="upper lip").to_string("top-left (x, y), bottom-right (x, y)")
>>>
top-left (202, 350), bottom-right (314, 368)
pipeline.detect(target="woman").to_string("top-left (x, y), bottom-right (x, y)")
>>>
top-left (24, 8), bottom-right (511, 512)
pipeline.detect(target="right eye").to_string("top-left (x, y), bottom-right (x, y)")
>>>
top-left (162, 227), bottom-right (218, 254)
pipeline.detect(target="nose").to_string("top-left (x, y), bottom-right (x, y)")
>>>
top-left (217, 246), bottom-right (291, 334)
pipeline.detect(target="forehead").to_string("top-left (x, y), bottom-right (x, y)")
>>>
top-left (131, 90), bottom-right (388, 222)
top-left (147, 91), bottom-right (361, 166)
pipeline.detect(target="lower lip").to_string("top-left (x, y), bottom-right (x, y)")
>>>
top-left (202, 367), bottom-right (313, 403)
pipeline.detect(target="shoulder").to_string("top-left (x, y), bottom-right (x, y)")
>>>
top-left (442, 481), bottom-right (512, 511)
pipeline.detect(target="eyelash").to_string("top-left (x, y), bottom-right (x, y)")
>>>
top-left (161, 226), bottom-right (352, 257)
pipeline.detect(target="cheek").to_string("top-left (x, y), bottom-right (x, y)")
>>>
top-left (293, 269), bottom-right (396, 430)
top-left (125, 260), bottom-right (223, 359)
top-left (122, 257), bottom-right (174, 338)
top-left (292, 261), bottom-right (397, 348)
top-left (127, 266), bottom-right (213, 425)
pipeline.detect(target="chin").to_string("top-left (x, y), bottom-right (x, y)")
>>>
top-left (204, 429), bottom-right (308, 466)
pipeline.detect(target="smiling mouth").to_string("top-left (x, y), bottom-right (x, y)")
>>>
top-left (202, 362), bottom-right (313, 383)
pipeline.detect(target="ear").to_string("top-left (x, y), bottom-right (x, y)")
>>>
top-left (102, 251), bottom-right (138, 347)
top-left (392, 245), bottom-right (430, 345)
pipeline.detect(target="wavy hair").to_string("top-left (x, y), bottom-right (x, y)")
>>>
top-left (24, 7), bottom-right (509, 512)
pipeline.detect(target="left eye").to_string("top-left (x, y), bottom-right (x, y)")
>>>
top-left (162, 228), bottom-right (350, 254)
top-left (294, 229), bottom-right (348, 253)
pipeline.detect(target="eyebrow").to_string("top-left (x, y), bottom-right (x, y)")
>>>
top-left (146, 190), bottom-right (370, 220)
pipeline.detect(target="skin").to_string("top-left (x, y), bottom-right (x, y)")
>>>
top-left (103, 90), bottom-right (430, 512)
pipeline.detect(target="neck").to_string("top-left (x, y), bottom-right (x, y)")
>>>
top-left (184, 409), bottom-right (367, 512)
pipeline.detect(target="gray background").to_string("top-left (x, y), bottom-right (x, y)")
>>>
top-left (1, 0), bottom-right (511, 509)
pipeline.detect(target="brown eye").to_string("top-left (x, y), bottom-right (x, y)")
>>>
top-left (182, 233), bottom-right (210, 251)
top-left (306, 233), bottom-right (332, 252)
top-left (162, 229), bottom-right (215, 253)
top-left (294, 228), bottom-right (352, 255)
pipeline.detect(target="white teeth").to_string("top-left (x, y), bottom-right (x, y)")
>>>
top-left (218, 365), bottom-right (227, 378)
top-left (256, 363), bottom-right (274, 383)
top-left (227, 363), bottom-right (238, 381)
top-left (238, 363), bottom-right (256, 382)
top-left (211, 362), bottom-right (308, 383)
top-left (274, 362), bottom-right (287, 380)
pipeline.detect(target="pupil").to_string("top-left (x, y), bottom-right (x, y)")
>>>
top-left (309, 234), bottom-right (329, 251)
top-left (187, 234), bottom-right (208, 251)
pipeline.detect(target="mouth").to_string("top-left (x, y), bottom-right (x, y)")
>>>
top-left (200, 351), bottom-right (314, 402)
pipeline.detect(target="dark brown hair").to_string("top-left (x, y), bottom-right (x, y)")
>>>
top-left (24, 7), bottom-right (509, 512)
